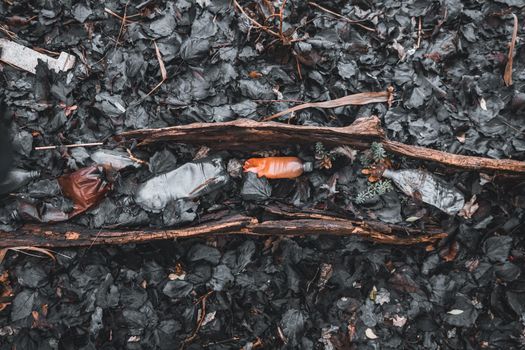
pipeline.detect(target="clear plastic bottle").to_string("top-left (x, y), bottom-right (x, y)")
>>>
top-left (90, 149), bottom-right (141, 171)
top-left (134, 157), bottom-right (230, 212)
top-left (382, 168), bottom-right (465, 215)
top-left (0, 168), bottom-right (40, 195)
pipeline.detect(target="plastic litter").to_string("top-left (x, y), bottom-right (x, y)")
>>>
top-left (58, 166), bottom-right (111, 216)
top-left (134, 157), bottom-right (229, 212)
top-left (90, 149), bottom-right (141, 171)
top-left (0, 169), bottom-right (40, 195)
top-left (0, 38), bottom-right (76, 74)
top-left (382, 168), bottom-right (465, 215)
top-left (243, 157), bottom-right (313, 179)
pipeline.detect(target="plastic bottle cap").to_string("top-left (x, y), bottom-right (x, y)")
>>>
top-left (303, 162), bottom-right (313, 172)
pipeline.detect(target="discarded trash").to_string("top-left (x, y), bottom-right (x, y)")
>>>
top-left (135, 157), bottom-right (229, 212)
top-left (382, 169), bottom-right (465, 215)
top-left (0, 169), bottom-right (40, 195)
top-left (57, 166), bottom-right (111, 216)
top-left (243, 157), bottom-right (313, 179)
top-left (12, 201), bottom-right (68, 223)
top-left (90, 149), bottom-right (141, 171)
top-left (0, 38), bottom-right (76, 74)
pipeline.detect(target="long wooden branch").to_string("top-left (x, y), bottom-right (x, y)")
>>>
top-left (0, 215), bottom-right (445, 248)
top-left (118, 116), bottom-right (525, 174)
top-left (119, 117), bottom-right (383, 149)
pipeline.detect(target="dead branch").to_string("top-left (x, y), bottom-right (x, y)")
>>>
top-left (118, 116), bottom-right (525, 174)
top-left (0, 214), bottom-right (445, 248)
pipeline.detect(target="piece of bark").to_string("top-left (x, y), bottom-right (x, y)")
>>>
top-left (118, 116), bottom-right (525, 174)
top-left (0, 215), bottom-right (445, 248)
top-left (119, 117), bottom-right (383, 149)
top-left (382, 140), bottom-right (525, 173)
top-left (261, 203), bottom-right (443, 236)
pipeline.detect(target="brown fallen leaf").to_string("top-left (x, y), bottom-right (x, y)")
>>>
top-left (0, 246), bottom-right (56, 264)
top-left (439, 240), bottom-right (459, 262)
top-left (146, 41), bottom-right (168, 96)
top-left (458, 195), bottom-right (479, 219)
top-left (155, 41), bottom-right (167, 81)
top-left (262, 88), bottom-right (394, 121)
top-left (504, 14), bottom-right (518, 86)
top-left (248, 71), bottom-right (263, 79)
top-left (0, 271), bottom-right (13, 312)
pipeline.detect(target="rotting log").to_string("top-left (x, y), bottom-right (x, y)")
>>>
top-left (0, 214), bottom-right (445, 248)
top-left (118, 116), bottom-right (525, 174)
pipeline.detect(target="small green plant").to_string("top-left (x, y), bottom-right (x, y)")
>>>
top-left (371, 142), bottom-right (387, 162)
top-left (315, 142), bottom-right (326, 156)
top-left (354, 180), bottom-right (394, 204)
top-left (359, 142), bottom-right (386, 165)
top-left (359, 152), bottom-right (372, 166)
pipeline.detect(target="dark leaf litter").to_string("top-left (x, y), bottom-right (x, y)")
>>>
top-left (0, 0), bottom-right (525, 349)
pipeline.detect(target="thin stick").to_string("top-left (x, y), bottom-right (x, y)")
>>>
top-left (232, 0), bottom-right (280, 37)
top-left (308, 2), bottom-right (376, 32)
top-left (115, 1), bottom-right (131, 46)
top-left (416, 16), bottom-right (422, 49)
top-left (181, 291), bottom-right (214, 349)
top-left (35, 142), bottom-right (104, 151)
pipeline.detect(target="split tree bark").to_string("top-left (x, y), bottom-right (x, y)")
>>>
top-left (119, 116), bottom-right (525, 174)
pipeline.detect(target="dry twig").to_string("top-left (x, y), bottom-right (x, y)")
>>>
top-left (308, 2), bottom-right (376, 32)
top-left (35, 142), bottom-right (104, 151)
top-left (181, 291), bottom-right (215, 349)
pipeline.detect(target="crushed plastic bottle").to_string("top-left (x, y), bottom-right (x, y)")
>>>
top-left (0, 168), bottom-right (40, 195)
top-left (243, 157), bottom-right (313, 179)
top-left (382, 168), bottom-right (465, 215)
top-left (90, 149), bottom-right (141, 171)
top-left (134, 157), bottom-right (229, 212)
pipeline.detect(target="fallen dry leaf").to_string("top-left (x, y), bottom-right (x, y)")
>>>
top-left (391, 315), bottom-right (407, 327)
top-left (459, 195), bottom-right (479, 219)
top-left (447, 309), bottom-right (464, 315)
top-left (365, 328), bottom-right (379, 339)
top-left (155, 41), bottom-right (167, 81)
top-left (262, 88), bottom-right (394, 121)
top-left (248, 71), bottom-right (263, 79)
top-left (439, 240), bottom-right (459, 262)
top-left (503, 14), bottom-right (518, 86)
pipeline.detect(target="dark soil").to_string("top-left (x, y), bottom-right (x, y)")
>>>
top-left (0, 0), bottom-right (524, 349)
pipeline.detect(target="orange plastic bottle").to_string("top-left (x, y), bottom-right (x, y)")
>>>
top-left (243, 157), bottom-right (312, 179)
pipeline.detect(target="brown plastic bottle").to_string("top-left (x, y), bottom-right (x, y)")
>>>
top-left (243, 157), bottom-right (313, 179)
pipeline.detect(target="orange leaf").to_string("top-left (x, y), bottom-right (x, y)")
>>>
top-left (504, 14), bottom-right (518, 86)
